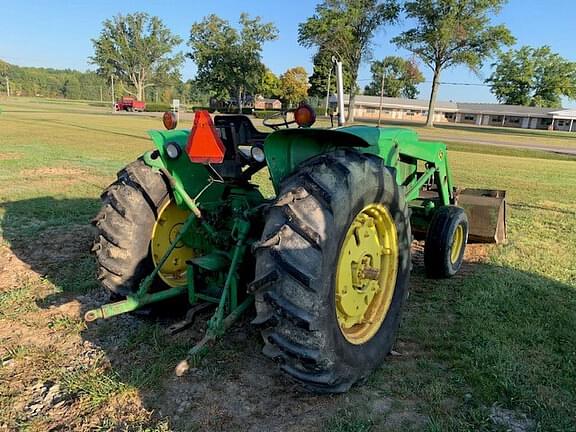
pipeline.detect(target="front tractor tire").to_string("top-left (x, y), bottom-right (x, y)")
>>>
top-left (424, 206), bottom-right (469, 279)
top-left (252, 150), bottom-right (411, 393)
top-left (91, 158), bottom-right (172, 297)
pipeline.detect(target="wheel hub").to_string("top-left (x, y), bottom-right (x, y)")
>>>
top-left (450, 224), bottom-right (464, 264)
top-left (151, 200), bottom-right (195, 287)
top-left (335, 204), bottom-right (398, 345)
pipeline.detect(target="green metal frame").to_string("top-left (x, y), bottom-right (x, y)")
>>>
top-left (85, 121), bottom-right (459, 356)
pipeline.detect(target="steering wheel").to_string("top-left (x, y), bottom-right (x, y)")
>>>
top-left (262, 109), bottom-right (297, 131)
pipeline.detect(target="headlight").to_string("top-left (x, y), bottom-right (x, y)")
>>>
top-left (250, 146), bottom-right (265, 163)
top-left (165, 142), bottom-right (182, 159)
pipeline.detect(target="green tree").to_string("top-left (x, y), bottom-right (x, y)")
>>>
top-left (307, 48), bottom-right (353, 98)
top-left (188, 13), bottom-right (278, 112)
top-left (279, 67), bottom-right (309, 106)
top-left (486, 46), bottom-right (576, 108)
top-left (60, 76), bottom-right (81, 99)
top-left (364, 56), bottom-right (424, 98)
top-left (299, 0), bottom-right (400, 121)
top-left (393, 0), bottom-right (514, 127)
top-left (91, 12), bottom-right (183, 101)
top-left (259, 68), bottom-right (281, 98)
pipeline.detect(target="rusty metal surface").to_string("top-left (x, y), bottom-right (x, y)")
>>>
top-left (458, 188), bottom-right (507, 244)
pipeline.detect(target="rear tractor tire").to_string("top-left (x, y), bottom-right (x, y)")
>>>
top-left (424, 205), bottom-right (469, 278)
top-left (252, 150), bottom-right (411, 393)
top-left (91, 158), bottom-right (194, 297)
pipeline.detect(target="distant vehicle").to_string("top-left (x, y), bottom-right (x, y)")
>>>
top-left (115, 96), bottom-right (145, 112)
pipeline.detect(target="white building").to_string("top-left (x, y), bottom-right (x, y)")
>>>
top-left (346, 95), bottom-right (576, 132)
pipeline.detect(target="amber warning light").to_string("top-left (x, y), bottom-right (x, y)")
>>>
top-left (163, 111), bottom-right (178, 130)
top-left (294, 103), bottom-right (316, 128)
top-left (185, 111), bottom-right (226, 164)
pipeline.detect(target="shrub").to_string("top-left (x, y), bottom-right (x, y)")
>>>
top-left (189, 106), bottom-right (216, 113)
top-left (253, 110), bottom-right (281, 119)
top-left (213, 107), bottom-right (254, 115)
top-left (88, 101), bottom-right (111, 108)
top-left (144, 103), bottom-right (171, 112)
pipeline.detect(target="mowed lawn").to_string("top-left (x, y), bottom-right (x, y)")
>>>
top-left (0, 98), bottom-right (575, 431)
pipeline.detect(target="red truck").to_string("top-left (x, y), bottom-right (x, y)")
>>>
top-left (115, 96), bottom-right (146, 112)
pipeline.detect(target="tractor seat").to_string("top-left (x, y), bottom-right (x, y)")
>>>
top-left (214, 115), bottom-right (268, 157)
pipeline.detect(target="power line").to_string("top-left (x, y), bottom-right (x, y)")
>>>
top-left (356, 77), bottom-right (493, 87)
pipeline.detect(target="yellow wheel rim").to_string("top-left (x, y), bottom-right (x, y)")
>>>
top-left (335, 204), bottom-right (399, 345)
top-left (151, 199), bottom-right (195, 287)
top-left (450, 225), bottom-right (464, 264)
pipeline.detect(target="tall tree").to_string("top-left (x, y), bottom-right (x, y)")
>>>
top-left (188, 13), bottom-right (278, 112)
top-left (393, 0), bottom-right (514, 127)
top-left (91, 13), bottom-right (183, 101)
top-left (279, 67), bottom-right (309, 106)
top-left (307, 48), bottom-right (353, 98)
top-left (299, 0), bottom-right (400, 122)
top-left (364, 56), bottom-right (424, 98)
top-left (486, 46), bottom-right (576, 108)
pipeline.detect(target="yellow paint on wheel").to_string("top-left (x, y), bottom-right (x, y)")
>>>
top-left (335, 204), bottom-right (399, 345)
top-left (450, 224), bottom-right (464, 264)
top-left (151, 199), bottom-right (195, 287)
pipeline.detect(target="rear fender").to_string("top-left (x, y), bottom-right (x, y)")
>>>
top-left (264, 128), bottom-right (370, 192)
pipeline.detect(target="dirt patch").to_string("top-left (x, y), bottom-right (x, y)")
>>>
top-left (490, 405), bottom-right (535, 432)
top-left (151, 338), bottom-right (428, 432)
top-left (6, 224), bottom-right (94, 270)
top-left (411, 240), bottom-right (490, 271)
top-left (19, 167), bottom-right (86, 177)
top-left (0, 244), bottom-right (34, 293)
top-left (464, 243), bottom-right (490, 263)
top-left (0, 152), bottom-right (22, 161)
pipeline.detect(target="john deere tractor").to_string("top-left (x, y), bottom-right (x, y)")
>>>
top-left (86, 103), bottom-right (505, 393)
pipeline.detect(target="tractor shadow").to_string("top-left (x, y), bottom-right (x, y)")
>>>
top-left (1, 196), bottom-right (575, 431)
top-left (0, 196), bottom-right (101, 298)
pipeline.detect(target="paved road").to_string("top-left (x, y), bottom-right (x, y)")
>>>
top-left (121, 111), bottom-right (576, 156)
top-left (417, 133), bottom-right (576, 156)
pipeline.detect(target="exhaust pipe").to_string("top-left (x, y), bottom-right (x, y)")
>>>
top-left (333, 56), bottom-right (345, 127)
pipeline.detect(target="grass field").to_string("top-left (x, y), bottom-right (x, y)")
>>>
top-left (0, 98), bottom-right (575, 431)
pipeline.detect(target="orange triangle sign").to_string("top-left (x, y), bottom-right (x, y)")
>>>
top-left (185, 111), bottom-right (226, 164)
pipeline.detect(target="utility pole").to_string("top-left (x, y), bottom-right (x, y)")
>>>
top-left (111, 75), bottom-right (115, 112)
top-left (100, 86), bottom-right (103, 102)
top-left (5, 77), bottom-right (10, 97)
top-left (378, 70), bottom-right (386, 127)
top-left (324, 66), bottom-right (332, 117)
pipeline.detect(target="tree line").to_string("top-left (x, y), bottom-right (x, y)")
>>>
top-left (2, 1), bottom-right (576, 126)
top-left (0, 59), bottom-right (109, 101)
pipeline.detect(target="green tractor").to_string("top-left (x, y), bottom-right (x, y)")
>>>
top-left (86, 103), bottom-right (505, 393)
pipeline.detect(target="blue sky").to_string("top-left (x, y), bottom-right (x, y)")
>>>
top-left (1, 0), bottom-right (575, 106)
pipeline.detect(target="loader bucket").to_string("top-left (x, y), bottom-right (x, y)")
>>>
top-left (458, 188), bottom-right (507, 244)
